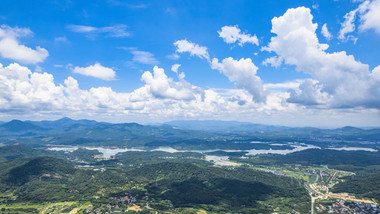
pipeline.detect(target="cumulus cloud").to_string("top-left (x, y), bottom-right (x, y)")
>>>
top-left (0, 63), bottom-right (64, 111)
top-left (0, 62), bottom-right (222, 118)
top-left (0, 62), bottom-right (146, 115)
top-left (359, 0), bottom-right (380, 34)
top-left (173, 39), bottom-right (266, 103)
top-left (174, 39), bottom-right (210, 61)
top-left (0, 62), bottom-right (378, 127)
top-left (218, 25), bottom-right (259, 46)
top-left (321, 23), bottom-right (332, 40)
top-left (287, 79), bottom-right (330, 106)
top-left (264, 6), bottom-right (380, 108)
top-left (0, 25), bottom-right (48, 64)
top-left (67, 24), bottom-right (130, 38)
top-left (211, 57), bottom-right (266, 103)
top-left (72, 63), bottom-right (116, 80)
top-left (141, 66), bottom-right (202, 100)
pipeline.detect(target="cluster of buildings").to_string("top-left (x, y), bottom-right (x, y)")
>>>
top-left (109, 194), bottom-right (137, 204)
top-left (316, 199), bottom-right (378, 214)
top-left (83, 193), bottom-right (140, 213)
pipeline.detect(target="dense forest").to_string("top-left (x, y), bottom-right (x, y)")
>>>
top-left (0, 148), bottom-right (310, 213)
top-left (333, 171), bottom-right (380, 202)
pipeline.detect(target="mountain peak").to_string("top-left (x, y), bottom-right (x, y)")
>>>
top-left (55, 117), bottom-right (73, 122)
top-left (1, 120), bottom-right (42, 132)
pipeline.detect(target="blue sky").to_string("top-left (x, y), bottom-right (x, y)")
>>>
top-left (0, 0), bottom-right (379, 127)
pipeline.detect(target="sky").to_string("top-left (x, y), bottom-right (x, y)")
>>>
top-left (0, 0), bottom-right (379, 127)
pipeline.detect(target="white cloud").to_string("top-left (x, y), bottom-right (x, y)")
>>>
top-left (166, 53), bottom-right (180, 60)
top-left (338, 0), bottom-right (373, 40)
top-left (35, 65), bottom-right (42, 73)
top-left (68, 25), bottom-right (96, 33)
top-left (0, 62), bottom-right (143, 115)
top-left (119, 47), bottom-right (159, 65)
top-left (372, 65), bottom-right (380, 81)
top-left (321, 23), bottom-right (332, 40)
top-left (218, 25), bottom-right (259, 46)
top-left (67, 24), bottom-right (131, 38)
top-left (262, 56), bottom-right (283, 68)
top-left (54, 36), bottom-right (69, 43)
top-left (211, 57), bottom-right (266, 103)
top-left (0, 63), bottom-right (64, 111)
top-left (171, 64), bottom-right (181, 73)
top-left (338, 8), bottom-right (358, 40)
top-left (0, 62), bottom-right (378, 127)
top-left (171, 64), bottom-right (185, 79)
top-left (174, 39), bottom-right (210, 61)
top-left (264, 79), bottom-right (303, 91)
top-left (72, 63), bottom-right (116, 80)
top-left (173, 40), bottom-right (266, 102)
top-left (359, 0), bottom-right (380, 34)
top-left (130, 50), bottom-right (159, 65)
top-left (0, 25), bottom-right (48, 64)
top-left (264, 6), bottom-right (380, 108)
top-left (141, 66), bottom-right (201, 100)
top-left (287, 79), bottom-right (330, 106)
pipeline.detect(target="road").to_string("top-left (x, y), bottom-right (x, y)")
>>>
top-left (306, 181), bottom-right (377, 214)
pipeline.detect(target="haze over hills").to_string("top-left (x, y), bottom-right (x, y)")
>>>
top-left (1, 117), bottom-right (379, 134)
top-left (1, 118), bottom-right (379, 145)
top-left (166, 120), bottom-right (380, 139)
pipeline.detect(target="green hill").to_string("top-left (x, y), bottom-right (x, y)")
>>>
top-left (4, 156), bottom-right (75, 185)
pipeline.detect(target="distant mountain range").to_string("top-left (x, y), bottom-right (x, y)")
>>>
top-left (0, 120), bottom-right (45, 132)
top-left (1, 117), bottom-right (377, 132)
top-left (0, 118), bottom-right (379, 148)
top-left (0, 118), bottom-right (213, 147)
top-left (164, 120), bottom-right (380, 138)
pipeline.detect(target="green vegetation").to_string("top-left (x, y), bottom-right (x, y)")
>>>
top-left (333, 171), bottom-right (380, 202)
top-left (0, 118), bottom-right (380, 213)
top-left (0, 153), bottom-right (310, 213)
top-left (0, 145), bottom-right (61, 162)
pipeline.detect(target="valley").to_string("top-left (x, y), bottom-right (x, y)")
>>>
top-left (0, 119), bottom-right (379, 213)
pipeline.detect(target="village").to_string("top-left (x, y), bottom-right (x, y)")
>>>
top-left (316, 199), bottom-right (378, 214)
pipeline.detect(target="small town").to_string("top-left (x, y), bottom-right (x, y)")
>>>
top-left (316, 199), bottom-right (378, 214)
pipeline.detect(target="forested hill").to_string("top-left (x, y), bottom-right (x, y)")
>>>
top-left (0, 156), bottom-right (310, 213)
